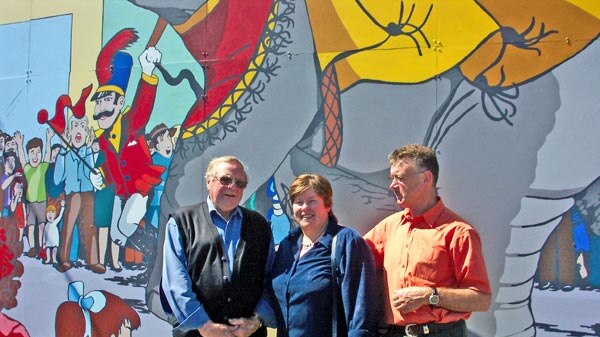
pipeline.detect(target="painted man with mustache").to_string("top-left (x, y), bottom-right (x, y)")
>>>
top-left (89, 29), bottom-right (164, 275)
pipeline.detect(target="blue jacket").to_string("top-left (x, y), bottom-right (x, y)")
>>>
top-left (270, 220), bottom-right (380, 337)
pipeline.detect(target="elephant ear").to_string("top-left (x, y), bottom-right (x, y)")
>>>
top-left (460, 0), bottom-right (600, 88)
top-left (306, 0), bottom-right (497, 88)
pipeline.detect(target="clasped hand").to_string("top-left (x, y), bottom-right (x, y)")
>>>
top-left (392, 286), bottom-right (431, 313)
top-left (198, 316), bottom-right (261, 337)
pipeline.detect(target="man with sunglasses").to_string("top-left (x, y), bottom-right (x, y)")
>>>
top-left (364, 144), bottom-right (491, 337)
top-left (161, 156), bottom-right (274, 337)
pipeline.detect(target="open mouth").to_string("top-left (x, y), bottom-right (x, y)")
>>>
top-left (75, 134), bottom-right (82, 143)
top-left (393, 190), bottom-right (403, 200)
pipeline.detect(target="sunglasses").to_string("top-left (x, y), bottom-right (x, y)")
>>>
top-left (214, 175), bottom-right (248, 189)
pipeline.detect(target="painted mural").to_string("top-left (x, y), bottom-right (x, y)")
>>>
top-left (1, 0), bottom-right (599, 336)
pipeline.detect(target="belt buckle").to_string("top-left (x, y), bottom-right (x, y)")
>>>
top-left (405, 324), bottom-right (429, 337)
top-left (404, 324), bottom-right (419, 337)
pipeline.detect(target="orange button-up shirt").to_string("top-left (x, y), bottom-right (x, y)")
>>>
top-left (364, 198), bottom-right (491, 325)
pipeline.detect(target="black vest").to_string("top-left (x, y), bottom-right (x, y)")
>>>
top-left (171, 202), bottom-right (270, 337)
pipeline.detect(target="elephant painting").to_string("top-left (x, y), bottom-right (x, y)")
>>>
top-left (117, 1), bottom-right (600, 336)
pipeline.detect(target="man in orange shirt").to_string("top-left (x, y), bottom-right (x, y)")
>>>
top-left (364, 144), bottom-right (491, 337)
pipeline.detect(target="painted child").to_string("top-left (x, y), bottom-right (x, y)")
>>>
top-left (9, 176), bottom-right (26, 241)
top-left (1, 151), bottom-right (21, 217)
top-left (55, 281), bottom-right (140, 337)
top-left (43, 199), bottom-right (65, 265)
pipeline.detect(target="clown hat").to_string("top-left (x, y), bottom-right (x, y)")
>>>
top-left (91, 28), bottom-right (139, 100)
top-left (38, 84), bottom-right (93, 134)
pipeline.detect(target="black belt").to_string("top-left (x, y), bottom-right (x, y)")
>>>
top-left (383, 320), bottom-right (465, 337)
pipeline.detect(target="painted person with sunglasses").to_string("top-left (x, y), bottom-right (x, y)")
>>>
top-left (161, 156), bottom-right (275, 337)
top-left (364, 144), bottom-right (492, 337)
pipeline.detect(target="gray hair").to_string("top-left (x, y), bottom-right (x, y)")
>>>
top-left (204, 156), bottom-right (248, 182)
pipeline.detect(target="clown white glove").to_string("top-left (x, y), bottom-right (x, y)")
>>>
top-left (90, 170), bottom-right (104, 191)
top-left (139, 47), bottom-right (162, 75)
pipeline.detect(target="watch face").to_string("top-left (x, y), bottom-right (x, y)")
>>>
top-left (429, 294), bottom-right (440, 305)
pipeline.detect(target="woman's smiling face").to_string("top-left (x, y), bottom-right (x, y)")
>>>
top-left (292, 187), bottom-right (331, 232)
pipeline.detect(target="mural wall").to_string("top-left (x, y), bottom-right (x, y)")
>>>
top-left (1, 0), bottom-right (599, 336)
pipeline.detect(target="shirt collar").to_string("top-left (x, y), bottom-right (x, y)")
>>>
top-left (402, 197), bottom-right (445, 228)
top-left (73, 146), bottom-right (87, 156)
top-left (61, 146), bottom-right (84, 156)
top-left (288, 217), bottom-right (339, 246)
top-left (206, 196), bottom-right (242, 221)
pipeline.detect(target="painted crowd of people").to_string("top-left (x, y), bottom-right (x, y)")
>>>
top-left (0, 29), bottom-right (184, 281)
top-left (0, 118), bottom-right (178, 276)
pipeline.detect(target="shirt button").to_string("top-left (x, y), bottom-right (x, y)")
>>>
top-left (121, 160), bottom-right (126, 166)
top-left (125, 175), bottom-right (131, 181)
top-left (227, 297), bottom-right (232, 303)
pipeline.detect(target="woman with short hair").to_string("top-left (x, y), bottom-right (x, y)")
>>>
top-left (269, 174), bottom-right (380, 337)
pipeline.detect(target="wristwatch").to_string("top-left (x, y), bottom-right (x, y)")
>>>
top-left (428, 287), bottom-right (440, 305)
